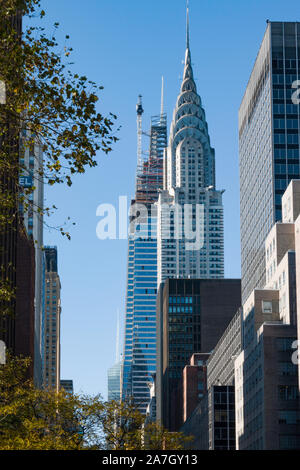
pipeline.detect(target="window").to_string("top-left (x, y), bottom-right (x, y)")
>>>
top-left (279, 435), bottom-right (300, 449)
top-left (278, 385), bottom-right (298, 401)
top-left (278, 410), bottom-right (300, 425)
top-left (276, 337), bottom-right (295, 352)
top-left (278, 362), bottom-right (297, 376)
top-left (262, 301), bottom-right (272, 313)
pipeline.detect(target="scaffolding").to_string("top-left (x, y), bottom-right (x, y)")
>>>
top-left (136, 112), bottom-right (167, 204)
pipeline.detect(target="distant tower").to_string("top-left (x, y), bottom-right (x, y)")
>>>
top-left (107, 310), bottom-right (122, 402)
top-left (43, 246), bottom-right (61, 392)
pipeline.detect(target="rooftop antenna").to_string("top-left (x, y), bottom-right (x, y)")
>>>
top-left (160, 76), bottom-right (164, 117)
top-left (136, 95), bottom-right (144, 176)
top-left (186, 0), bottom-right (190, 49)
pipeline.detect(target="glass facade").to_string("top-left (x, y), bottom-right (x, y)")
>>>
top-left (167, 294), bottom-right (201, 379)
top-left (60, 379), bottom-right (74, 394)
top-left (122, 229), bottom-right (158, 412)
top-left (239, 22), bottom-right (300, 304)
top-left (210, 386), bottom-right (236, 450)
top-left (107, 361), bottom-right (121, 401)
top-left (122, 113), bottom-right (167, 414)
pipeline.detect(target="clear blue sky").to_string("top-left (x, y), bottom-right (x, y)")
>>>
top-left (33, 0), bottom-right (300, 398)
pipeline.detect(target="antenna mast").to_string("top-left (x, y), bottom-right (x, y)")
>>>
top-left (136, 95), bottom-right (144, 176)
top-left (186, 0), bottom-right (190, 49)
top-left (160, 76), bottom-right (164, 117)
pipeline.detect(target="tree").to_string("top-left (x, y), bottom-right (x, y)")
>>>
top-left (1, 0), bottom-right (118, 195)
top-left (0, 0), bottom-right (118, 312)
top-left (0, 356), bottom-right (192, 450)
top-left (93, 399), bottom-right (192, 450)
top-left (0, 355), bottom-right (85, 449)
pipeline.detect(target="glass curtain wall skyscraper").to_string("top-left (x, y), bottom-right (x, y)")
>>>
top-left (108, 361), bottom-right (122, 401)
top-left (122, 109), bottom-right (167, 413)
top-left (239, 22), bottom-right (300, 304)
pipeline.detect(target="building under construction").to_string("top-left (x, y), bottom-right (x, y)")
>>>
top-left (121, 94), bottom-right (167, 414)
top-left (135, 109), bottom-right (167, 204)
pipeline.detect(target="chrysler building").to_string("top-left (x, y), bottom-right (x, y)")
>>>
top-left (157, 5), bottom-right (224, 286)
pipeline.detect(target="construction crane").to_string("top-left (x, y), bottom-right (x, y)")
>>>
top-left (136, 94), bottom-right (144, 176)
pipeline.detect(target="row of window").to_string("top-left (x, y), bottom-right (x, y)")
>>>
top-left (273, 103), bottom-right (299, 114)
top-left (169, 296), bottom-right (194, 304)
top-left (278, 385), bottom-right (299, 401)
top-left (272, 59), bottom-right (300, 70)
top-left (169, 306), bottom-right (194, 313)
top-left (274, 133), bottom-right (299, 144)
top-left (274, 118), bottom-right (299, 129)
top-left (275, 163), bottom-right (299, 174)
top-left (273, 88), bottom-right (294, 100)
top-left (272, 74), bottom-right (300, 85)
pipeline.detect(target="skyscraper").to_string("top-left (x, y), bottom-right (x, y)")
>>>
top-left (156, 278), bottom-right (241, 431)
top-left (239, 21), bottom-right (300, 303)
top-left (122, 5), bottom-right (225, 415)
top-left (108, 362), bottom-right (122, 402)
top-left (121, 105), bottom-right (167, 414)
top-left (60, 379), bottom-right (74, 394)
top-left (0, 11), bottom-right (22, 358)
top-left (157, 6), bottom-right (224, 286)
top-left (43, 246), bottom-right (61, 392)
top-left (108, 310), bottom-right (122, 402)
top-left (19, 130), bottom-right (44, 387)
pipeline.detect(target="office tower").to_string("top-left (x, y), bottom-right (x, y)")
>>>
top-left (14, 225), bottom-right (35, 379)
top-left (60, 379), bottom-right (74, 394)
top-left (180, 309), bottom-right (242, 449)
top-left (156, 278), bottom-right (241, 430)
top-left (1, 11), bottom-right (44, 383)
top-left (108, 310), bottom-right (122, 402)
top-left (295, 199), bottom-right (300, 393)
top-left (0, 12), bottom-right (38, 380)
top-left (121, 103), bottom-right (167, 414)
top-left (43, 246), bottom-right (61, 392)
top-left (181, 385), bottom-right (236, 450)
top-left (235, 291), bottom-right (299, 450)
top-left (19, 130), bottom-right (44, 387)
top-left (0, 12), bottom-right (22, 355)
top-left (108, 361), bottom-right (122, 402)
top-left (206, 308), bottom-right (243, 389)
top-left (157, 7), bottom-right (224, 286)
top-left (239, 21), bottom-right (300, 304)
top-left (235, 180), bottom-right (300, 449)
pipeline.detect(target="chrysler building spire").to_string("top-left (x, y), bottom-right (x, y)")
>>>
top-left (157, 2), bottom-right (224, 287)
top-left (186, 0), bottom-right (190, 50)
top-left (184, 0), bottom-right (193, 82)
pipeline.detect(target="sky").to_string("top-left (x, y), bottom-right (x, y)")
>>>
top-left (29, 0), bottom-right (300, 398)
